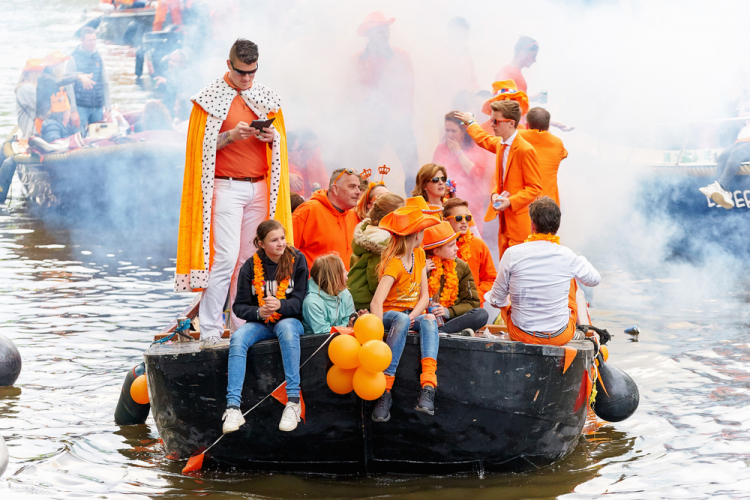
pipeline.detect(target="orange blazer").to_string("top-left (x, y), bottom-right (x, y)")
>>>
top-left (519, 129), bottom-right (567, 206)
top-left (467, 123), bottom-right (542, 243)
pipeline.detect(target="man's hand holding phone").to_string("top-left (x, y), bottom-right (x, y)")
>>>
top-left (492, 191), bottom-right (511, 211)
top-left (229, 121), bottom-right (255, 142)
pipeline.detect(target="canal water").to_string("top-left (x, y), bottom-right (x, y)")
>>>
top-left (2, 1), bottom-right (750, 498)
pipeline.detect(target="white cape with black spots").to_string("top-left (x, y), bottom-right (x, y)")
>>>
top-left (174, 77), bottom-right (283, 292)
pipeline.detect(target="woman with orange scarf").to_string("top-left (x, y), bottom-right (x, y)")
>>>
top-left (423, 222), bottom-right (488, 335)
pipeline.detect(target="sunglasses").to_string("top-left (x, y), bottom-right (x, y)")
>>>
top-left (231, 62), bottom-right (258, 77)
top-left (430, 176), bottom-right (447, 183)
top-left (491, 118), bottom-right (514, 126)
top-left (333, 168), bottom-right (360, 185)
top-left (446, 214), bottom-right (472, 223)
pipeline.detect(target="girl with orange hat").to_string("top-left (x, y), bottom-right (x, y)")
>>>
top-left (370, 206), bottom-right (440, 420)
top-left (423, 221), bottom-right (489, 336)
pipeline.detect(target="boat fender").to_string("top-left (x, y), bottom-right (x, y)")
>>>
top-left (0, 157), bottom-right (17, 205)
top-left (592, 354), bottom-right (639, 422)
top-left (0, 434), bottom-right (7, 477)
top-left (0, 334), bottom-right (21, 387)
top-left (114, 362), bottom-right (150, 425)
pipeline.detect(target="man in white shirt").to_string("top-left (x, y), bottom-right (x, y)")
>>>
top-left (488, 196), bottom-right (600, 345)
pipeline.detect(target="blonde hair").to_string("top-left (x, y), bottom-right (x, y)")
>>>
top-left (310, 253), bottom-right (347, 296)
top-left (15, 70), bottom-right (42, 92)
top-left (411, 163), bottom-right (447, 200)
top-left (367, 193), bottom-right (404, 226)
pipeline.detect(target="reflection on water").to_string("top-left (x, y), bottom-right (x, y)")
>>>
top-left (2, 1), bottom-right (750, 499)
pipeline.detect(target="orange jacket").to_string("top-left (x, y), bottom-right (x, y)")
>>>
top-left (519, 129), bottom-right (567, 206)
top-left (293, 190), bottom-right (359, 271)
top-left (467, 123), bottom-right (543, 243)
top-left (465, 236), bottom-right (497, 307)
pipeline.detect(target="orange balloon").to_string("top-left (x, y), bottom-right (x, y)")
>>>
top-left (130, 374), bottom-right (150, 405)
top-left (354, 314), bottom-right (385, 345)
top-left (600, 345), bottom-right (609, 362)
top-left (352, 366), bottom-right (386, 401)
top-left (326, 365), bottom-right (356, 394)
top-left (358, 340), bottom-right (392, 373)
top-left (328, 334), bottom-right (361, 369)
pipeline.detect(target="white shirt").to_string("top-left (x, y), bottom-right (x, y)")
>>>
top-left (500, 130), bottom-right (517, 179)
top-left (489, 240), bottom-right (601, 333)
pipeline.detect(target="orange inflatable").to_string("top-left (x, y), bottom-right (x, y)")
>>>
top-left (326, 366), bottom-right (357, 394)
top-left (354, 314), bottom-right (385, 344)
top-left (328, 334), bottom-right (361, 369)
top-left (352, 367), bottom-right (387, 400)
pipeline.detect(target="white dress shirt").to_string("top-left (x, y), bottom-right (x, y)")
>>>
top-left (500, 130), bottom-right (517, 179)
top-left (489, 240), bottom-right (601, 333)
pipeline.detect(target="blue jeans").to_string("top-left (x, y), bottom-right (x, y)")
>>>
top-left (382, 310), bottom-right (439, 377)
top-left (226, 318), bottom-right (305, 407)
top-left (76, 106), bottom-right (104, 134)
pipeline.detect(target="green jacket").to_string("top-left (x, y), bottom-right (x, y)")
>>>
top-left (347, 218), bottom-right (390, 310)
top-left (434, 258), bottom-right (480, 319)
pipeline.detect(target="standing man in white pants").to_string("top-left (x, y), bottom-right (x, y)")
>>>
top-left (174, 38), bottom-right (294, 344)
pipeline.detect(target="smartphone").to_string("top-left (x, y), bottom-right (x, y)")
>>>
top-left (250, 117), bottom-right (275, 130)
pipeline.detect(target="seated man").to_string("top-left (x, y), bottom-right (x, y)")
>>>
top-left (698, 136), bottom-right (750, 209)
top-left (293, 168), bottom-right (361, 270)
top-left (488, 196), bottom-right (600, 346)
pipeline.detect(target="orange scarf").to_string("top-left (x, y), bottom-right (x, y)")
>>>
top-left (427, 257), bottom-right (459, 307)
top-left (456, 231), bottom-right (473, 261)
top-left (524, 233), bottom-right (560, 244)
top-left (253, 253), bottom-right (293, 323)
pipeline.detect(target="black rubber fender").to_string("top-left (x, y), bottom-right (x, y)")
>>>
top-left (593, 354), bottom-right (639, 422)
top-left (114, 362), bottom-right (150, 425)
top-left (0, 335), bottom-right (21, 387)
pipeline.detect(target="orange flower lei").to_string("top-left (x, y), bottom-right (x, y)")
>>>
top-left (456, 231), bottom-right (473, 262)
top-left (427, 257), bottom-right (459, 307)
top-left (253, 253), bottom-right (293, 323)
top-left (524, 233), bottom-right (561, 245)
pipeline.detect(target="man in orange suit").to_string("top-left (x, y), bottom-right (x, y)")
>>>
top-left (454, 101), bottom-right (542, 258)
top-left (519, 107), bottom-right (567, 206)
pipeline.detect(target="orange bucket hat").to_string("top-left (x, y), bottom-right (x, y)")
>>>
top-left (482, 79), bottom-right (529, 116)
top-left (423, 221), bottom-right (460, 250)
top-left (43, 50), bottom-right (71, 67)
top-left (405, 196), bottom-right (442, 216)
top-left (22, 59), bottom-right (45, 72)
top-left (357, 11), bottom-right (395, 36)
top-left (379, 206), bottom-right (439, 236)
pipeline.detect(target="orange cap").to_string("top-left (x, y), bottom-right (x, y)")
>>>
top-left (423, 221), bottom-right (459, 250)
top-left (357, 11), bottom-right (395, 36)
top-left (482, 79), bottom-right (529, 116)
top-left (379, 206), bottom-right (439, 236)
top-left (43, 50), bottom-right (71, 67)
top-left (405, 196), bottom-right (442, 215)
top-left (22, 59), bottom-right (45, 72)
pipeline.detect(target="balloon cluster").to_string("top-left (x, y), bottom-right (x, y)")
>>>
top-left (326, 314), bottom-right (392, 400)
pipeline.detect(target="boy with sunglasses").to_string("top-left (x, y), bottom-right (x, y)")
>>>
top-left (443, 198), bottom-right (496, 307)
top-left (453, 100), bottom-right (542, 259)
top-left (174, 38), bottom-right (294, 345)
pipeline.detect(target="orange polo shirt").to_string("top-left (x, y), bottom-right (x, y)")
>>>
top-left (519, 129), bottom-right (567, 206)
top-left (215, 73), bottom-right (268, 179)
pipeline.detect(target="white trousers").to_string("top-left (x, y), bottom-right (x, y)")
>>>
top-left (199, 178), bottom-right (269, 339)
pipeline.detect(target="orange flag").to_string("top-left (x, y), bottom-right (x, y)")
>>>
top-left (562, 347), bottom-right (577, 374)
top-left (182, 452), bottom-right (205, 473)
top-left (271, 382), bottom-right (306, 423)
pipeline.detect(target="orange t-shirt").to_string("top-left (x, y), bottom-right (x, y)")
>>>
top-left (214, 73), bottom-right (269, 179)
top-left (495, 64), bottom-right (527, 93)
top-left (382, 248), bottom-right (426, 312)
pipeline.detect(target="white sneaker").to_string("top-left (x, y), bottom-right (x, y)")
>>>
top-left (222, 408), bottom-right (245, 434)
top-left (199, 336), bottom-right (223, 349)
top-left (705, 181), bottom-right (734, 209)
top-left (279, 401), bottom-right (302, 432)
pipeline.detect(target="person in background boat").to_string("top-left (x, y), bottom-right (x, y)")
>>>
top-left (454, 101), bottom-right (543, 259)
top-left (174, 38), bottom-right (293, 346)
top-left (153, 0), bottom-right (182, 31)
top-left (350, 11), bottom-right (419, 194)
top-left (15, 59), bottom-right (44, 138)
top-left (370, 206), bottom-right (440, 420)
top-left (35, 52), bottom-right (94, 135)
top-left (488, 197), bottom-right (600, 346)
top-left (290, 193), bottom-right (305, 213)
top-left (133, 100), bottom-right (175, 133)
top-left (519, 107), bottom-right (568, 207)
top-left (303, 253), bottom-right (365, 335)
top-left (698, 135), bottom-right (750, 209)
top-left (348, 193), bottom-right (405, 310)
top-left (39, 95), bottom-right (85, 151)
top-left (432, 112), bottom-right (491, 233)
top-left (293, 168), bottom-right (361, 271)
top-left (423, 221), bottom-right (488, 335)
top-left (152, 49), bottom-right (190, 114)
top-left (66, 27), bottom-right (111, 134)
top-left (442, 198), bottom-right (496, 308)
top-left (287, 129), bottom-right (328, 199)
top-left (224, 220), bottom-right (309, 434)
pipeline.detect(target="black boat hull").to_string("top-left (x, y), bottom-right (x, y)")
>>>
top-left (145, 333), bottom-right (594, 475)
